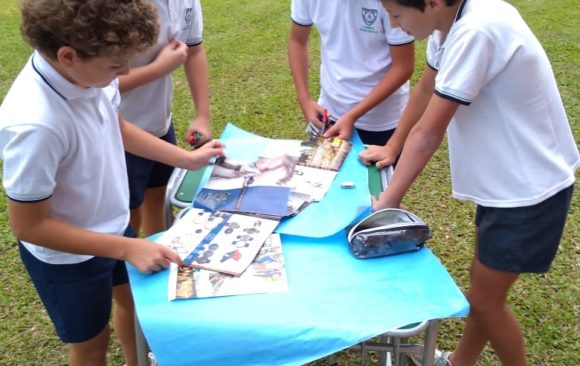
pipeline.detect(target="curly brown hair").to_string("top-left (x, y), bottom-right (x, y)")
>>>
top-left (20, 0), bottom-right (159, 60)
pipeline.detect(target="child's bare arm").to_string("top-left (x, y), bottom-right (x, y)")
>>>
top-left (360, 65), bottom-right (437, 167)
top-left (288, 23), bottom-right (326, 127)
top-left (183, 44), bottom-right (212, 144)
top-left (374, 95), bottom-right (459, 210)
top-left (325, 42), bottom-right (415, 140)
top-left (7, 198), bottom-right (181, 274)
top-left (119, 116), bottom-right (224, 170)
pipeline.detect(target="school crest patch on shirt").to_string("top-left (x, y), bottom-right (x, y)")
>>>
top-left (184, 7), bottom-right (193, 27)
top-left (362, 7), bottom-right (378, 26)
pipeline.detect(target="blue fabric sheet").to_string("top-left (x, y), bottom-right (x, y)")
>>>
top-left (202, 124), bottom-right (371, 237)
top-left (128, 232), bottom-right (469, 366)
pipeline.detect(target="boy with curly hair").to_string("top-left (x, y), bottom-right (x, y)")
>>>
top-left (0, 0), bottom-right (223, 365)
top-left (368, 0), bottom-right (579, 365)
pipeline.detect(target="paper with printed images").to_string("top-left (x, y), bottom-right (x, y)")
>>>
top-left (194, 134), bottom-right (352, 219)
top-left (297, 137), bottom-right (352, 172)
top-left (259, 137), bottom-right (351, 202)
top-left (155, 208), bottom-right (279, 276)
top-left (168, 234), bottom-right (288, 300)
top-left (194, 155), bottom-right (294, 218)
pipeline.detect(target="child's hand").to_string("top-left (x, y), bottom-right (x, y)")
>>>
top-left (301, 100), bottom-right (327, 129)
top-left (359, 144), bottom-right (397, 168)
top-left (323, 115), bottom-right (354, 140)
top-left (185, 117), bottom-right (212, 147)
top-left (187, 139), bottom-right (225, 170)
top-left (127, 239), bottom-right (182, 274)
top-left (155, 39), bottom-right (188, 74)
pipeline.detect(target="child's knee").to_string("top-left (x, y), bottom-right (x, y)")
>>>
top-left (466, 286), bottom-right (509, 317)
top-left (68, 325), bottom-right (110, 366)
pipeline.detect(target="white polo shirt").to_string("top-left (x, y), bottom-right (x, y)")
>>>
top-left (426, 0), bottom-right (579, 207)
top-left (0, 52), bottom-right (130, 264)
top-left (120, 0), bottom-right (204, 136)
top-left (291, 0), bottom-right (414, 131)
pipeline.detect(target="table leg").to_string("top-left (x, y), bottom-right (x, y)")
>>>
top-left (135, 314), bottom-right (149, 366)
top-left (421, 319), bottom-right (440, 366)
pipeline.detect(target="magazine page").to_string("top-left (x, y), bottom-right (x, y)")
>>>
top-left (297, 137), bottom-right (352, 171)
top-left (286, 191), bottom-right (311, 216)
top-left (194, 133), bottom-right (352, 218)
top-left (194, 157), bottom-right (294, 218)
top-left (156, 208), bottom-right (279, 276)
top-left (287, 165), bottom-right (337, 201)
top-left (168, 234), bottom-right (288, 300)
top-left (260, 138), bottom-right (349, 202)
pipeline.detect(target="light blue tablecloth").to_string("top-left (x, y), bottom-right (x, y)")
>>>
top-left (128, 232), bottom-right (469, 366)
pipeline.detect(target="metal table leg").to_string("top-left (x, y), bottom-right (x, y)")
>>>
top-left (421, 319), bottom-right (439, 366)
top-left (135, 314), bottom-right (149, 366)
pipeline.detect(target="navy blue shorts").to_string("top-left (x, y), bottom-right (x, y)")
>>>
top-left (126, 124), bottom-right (176, 209)
top-left (18, 227), bottom-right (136, 343)
top-left (356, 127), bottom-right (395, 146)
top-left (475, 184), bottom-right (574, 273)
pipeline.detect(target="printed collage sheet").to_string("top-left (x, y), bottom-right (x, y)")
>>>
top-left (156, 208), bottom-right (279, 276)
top-left (168, 233), bottom-right (288, 300)
top-left (159, 133), bottom-right (352, 301)
top-left (194, 136), bottom-right (352, 218)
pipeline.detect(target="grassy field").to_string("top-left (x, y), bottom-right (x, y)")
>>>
top-left (0, 0), bottom-right (578, 365)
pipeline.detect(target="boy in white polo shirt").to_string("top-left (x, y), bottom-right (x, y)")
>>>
top-left (0, 0), bottom-right (223, 365)
top-left (288, 0), bottom-right (415, 146)
top-left (120, 0), bottom-right (211, 237)
top-left (370, 0), bottom-right (579, 365)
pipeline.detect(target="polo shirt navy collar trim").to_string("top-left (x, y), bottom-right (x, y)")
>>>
top-left (31, 51), bottom-right (98, 101)
top-left (454, 0), bottom-right (468, 22)
top-left (432, 0), bottom-right (472, 106)
top-left (31, 53), bottom-right (66, 101)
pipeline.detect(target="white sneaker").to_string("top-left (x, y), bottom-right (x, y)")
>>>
top-left (433, 349), bottom-right (453, 366)
top-left (148, 351), bottom-right (158, 366)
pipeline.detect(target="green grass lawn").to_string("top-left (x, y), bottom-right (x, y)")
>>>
top-left (0, 1), bottom-right (578, 365)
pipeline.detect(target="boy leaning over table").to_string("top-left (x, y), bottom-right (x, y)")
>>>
top-left (0, 0), bottom-right (223, 365)
top-left (361, 0), bottom-right (579, 365)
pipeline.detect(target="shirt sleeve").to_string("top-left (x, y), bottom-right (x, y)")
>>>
top-left (381, 9), bottom-right (414, 45)
top-left (434, 26), bottom-right (497, 105)
top-left (184, 0), bottom-right (203, 46)
top-left (1, 124), bottom-right (65, 202)
top-left (291, 0), bottom-right (313, 26)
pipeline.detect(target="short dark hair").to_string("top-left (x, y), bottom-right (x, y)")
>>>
top-left (20, 0), bottom-right (159, 60)
top-left (387, 0), bottom-right (460, 12)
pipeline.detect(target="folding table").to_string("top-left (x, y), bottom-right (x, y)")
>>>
top-left (130, 170), bottom-right (467, 365)
top-left (129, 125), bottom-right (468, 365)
